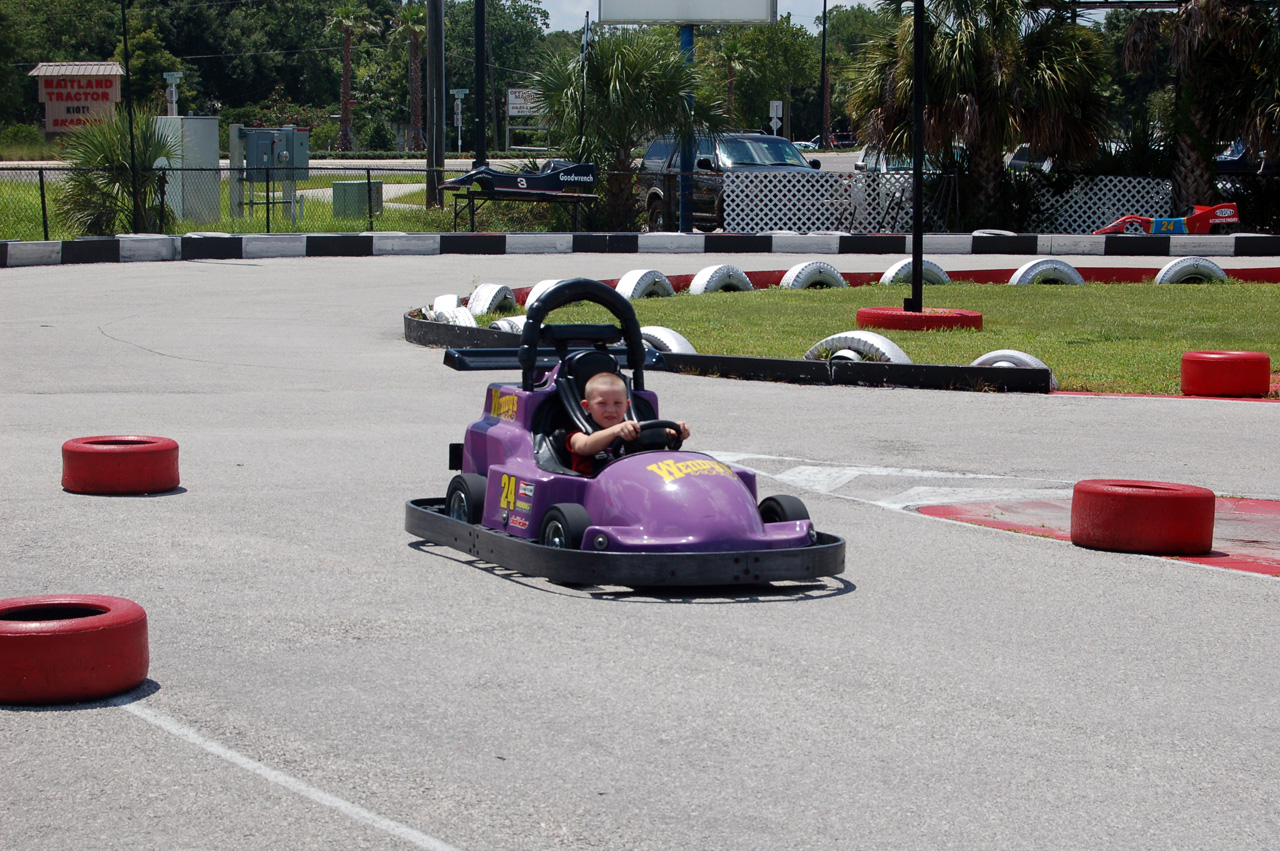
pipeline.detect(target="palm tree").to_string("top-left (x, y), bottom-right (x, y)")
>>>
top-left (1124, 0), bottom-right (1263, 210)
top-left (326, 1), bottom-right (380, 152)
top-left (706, 33), bottom-right (750, 123)
top-left (530, 28), bottom-right (731, 231)
top-left (393, 1), bottom-right (431, 152)
top-left (847, 0), bottom-right (1111, 221)
top-left (55, 104), bottom-right (178, 236)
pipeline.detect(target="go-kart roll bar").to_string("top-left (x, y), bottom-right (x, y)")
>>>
top-left (519, 279), bottom-right (647, 392)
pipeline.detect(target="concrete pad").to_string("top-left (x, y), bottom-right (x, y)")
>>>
top-left (372, 232), bottom-right (440, 255)
top-left (770, 233), bottom-right (842, 254)
top-left (118, 234), bottom-right (180, 262)
top-left (242, 233), bottom-right (306, 258)
top-left (5, 240), bottom-right (62, 266)
top-left (504, 233), bottom-right (573, 254)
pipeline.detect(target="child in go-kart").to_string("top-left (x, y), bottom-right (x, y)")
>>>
top-left (567, 372), bottom-right (690, 475)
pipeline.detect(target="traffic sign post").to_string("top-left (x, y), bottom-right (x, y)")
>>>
top-left (450, 89), bottom-right (468, 154)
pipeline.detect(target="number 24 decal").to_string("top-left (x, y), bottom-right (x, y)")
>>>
top-left (499, 474), bottom-right (517, 510)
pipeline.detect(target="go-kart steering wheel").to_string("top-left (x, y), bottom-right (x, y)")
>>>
top-left (620, 419), bottom-right (683, 454)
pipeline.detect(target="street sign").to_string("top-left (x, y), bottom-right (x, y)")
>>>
top-left (163, 71), bottom-right (184, 83)
top-left (769, 100), bottom-right (782, 118)
top-left (449, 88), bottom-right (469, 97)
top-left (769, 117), bottom-right (781, 133)
top-left (599, 0), bottom-right (776, 24)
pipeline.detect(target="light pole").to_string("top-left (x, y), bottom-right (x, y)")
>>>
top-left (120, 0), bottom-right (140, 233)
top-left (819, 0), bottom-right (829, 150)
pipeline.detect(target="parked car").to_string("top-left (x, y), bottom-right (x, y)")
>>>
top-left (637, 133), bottom-right (821, 232)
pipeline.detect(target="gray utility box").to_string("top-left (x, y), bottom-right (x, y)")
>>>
top-left (333, 180), bottom-right (383, 218)
top-left (153, 115), bottom-right (220, 222)
top-left (242, 126), bottom-right (310, 182)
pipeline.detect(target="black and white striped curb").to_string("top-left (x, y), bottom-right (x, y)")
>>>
top-left (4, 231), bottom-right (1279, 268)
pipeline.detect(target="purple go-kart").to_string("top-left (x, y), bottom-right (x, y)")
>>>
top-left (405, 278), bottom-right (845, 586)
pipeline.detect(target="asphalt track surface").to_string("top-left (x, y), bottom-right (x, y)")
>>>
top-left (3, 252), bottom-right (1279, 850)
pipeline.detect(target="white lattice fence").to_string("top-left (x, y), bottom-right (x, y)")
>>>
top-left (1044, 175), bottom-right (1172, 233)
top-left (724, 170), bottom-right (1173, 234)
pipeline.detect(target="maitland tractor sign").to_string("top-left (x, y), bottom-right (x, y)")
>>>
top-left (29, 62), bottom-right (125, 135)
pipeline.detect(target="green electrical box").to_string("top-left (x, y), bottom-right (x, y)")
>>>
top-left (332, 180), bottom-right (383, 218)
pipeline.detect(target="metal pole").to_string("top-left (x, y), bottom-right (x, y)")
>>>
top-left (577, 12), bottom-right (589, 151)
top-left (820, 0), bottom-right (830, 150)
top-left (366, 167), bottom-right (374, 231)
top-left (679, 25), bottom-right (694, 234)
top-left (266, 160), bottom-right (272, 234)
top-left (906, 0), bottom-right (925, 313)
top-left (473, 0), bottom-right (487, 167)
top-left (39, 168), bottom-right (49, 241)
top-left (120, 0), bottom-right (141, 234)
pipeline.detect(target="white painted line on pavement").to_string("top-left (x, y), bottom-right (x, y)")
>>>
top-left (109, 698), bottom-right (462, 851)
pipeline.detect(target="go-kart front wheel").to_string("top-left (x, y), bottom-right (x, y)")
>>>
top-left (759, 494), bottom-right (810, 523)
top-left (540, 504), bottom-right (591, 549)
top-left (447, 473), bottom-right (487, 524)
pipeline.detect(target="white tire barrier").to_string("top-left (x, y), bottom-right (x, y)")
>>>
top-left (616, 269), bottom-right (675, 300)
top-left (689, 264), bottom-right (752, 295)
top-left (1009, 258), bottom-right (1085, 286)
top-left (1155, 256), bottom-right (1227, 284)
top-left (830, 349), bottom-right (862, 362)
top-left (431, 294), bottom-right (460, 313)
top-left (490, 315), bottom-right (527, 334)
top-left (779, 261), bottom-right (847, 289)
top-left (640, 326), bottom-right (697, 354)
top-left (879, 258), bottom-right (951, 286)
top-left (970, 349), bottom-right (1059, 391)
top-left (467, 283), bottom-right (518, 316)
top-left (526, 279), bottom-right (568, 311)
top-left (436, 307), bottom-right (478, 327)
top-left (972, 229), bottom-right (1017, 236)
top-left (803, 330), bottom-right (912, 364)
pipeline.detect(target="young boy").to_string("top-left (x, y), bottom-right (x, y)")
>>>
top-left (567, 372), bottom-right (690, 475)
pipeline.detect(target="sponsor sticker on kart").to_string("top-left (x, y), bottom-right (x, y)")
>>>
top-left (518, 482), bottom-right (535, 497)
top-left (646, 458), bottom-right (738, 484)
top-left (489, 389), bottom-right (518, 421)
top-left (509, 515), bottom-right (529, 530)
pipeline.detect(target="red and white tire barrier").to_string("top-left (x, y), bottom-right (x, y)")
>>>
top-left (62, 435), bottom-right (180, 495)
top-left (803, 330), bottom-right (912, 364)
top-left (1070, 479), bottom-right (1216, 556)
top-left (640, 326), bottom-right (697, 354)
top-left (0, 595), bottom-right (149, 705)
top-left (689, 264), bottom-right (752, 294)
top-left (616, 269), bottom-right (675, 300)
top-left (970, 349), bottom-right (1059, 391)
top-left (1181, 351), bottom-right (1271, 398)
top-left (780, 261), bottom-right (847, 289)
top-left (1155, 256), bottom-right (1227, 284)
top-left (879, 258), bottom-right (951, 286)
top-left (1008, 258), bottom-right (1085, 286)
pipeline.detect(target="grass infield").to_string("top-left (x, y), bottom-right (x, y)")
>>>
top-left (525, 280), bottom-right (1280, 396)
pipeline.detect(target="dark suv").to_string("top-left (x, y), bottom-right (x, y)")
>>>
top-left (637, 133), bottom-right (821, 232)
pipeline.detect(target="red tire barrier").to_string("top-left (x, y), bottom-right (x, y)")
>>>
top-left (1070, 479), bottom-right (1216, 556)
top-left (0, 595), bottom-right (149, 705)
top-left (856, 307), bottom-right (983, 332)
top-left (1181, 351), bottom-right (1271, 398)
top-left (62, 435), bottom-right (180, 495)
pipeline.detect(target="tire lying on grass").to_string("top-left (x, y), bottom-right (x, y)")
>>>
top-left (490, 315), bottom-right (527, 334)
top-left (436, 307), bottom-right (478, 327)
top-left (0, 595), bottom-right (149, 705)
top-left (779, 261), bottom-right (847, 289)
top-left (879, 258), bottom-right (951, 286)
top-left (1154, 256), bottom-right (1227, 284)
top-left (970, 349), bottom-right (1060, 391)
top-left (616, 269), bottom-right (675, 300)
top-left (467, 283), bottom-right (518, 316)
top-left (1008, 258), bottom-right (1085, 286)
top-left (526, 279), bottom-right (569, 310)
top-left (689, 264), bottom-right (752, 295)
top-left (640, 326), bottom-right (697, 354)
top-left (803, 331), bottom-right (912, 364)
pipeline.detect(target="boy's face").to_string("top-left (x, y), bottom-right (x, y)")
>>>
top-left (581, 381), bottom-right (629, 427)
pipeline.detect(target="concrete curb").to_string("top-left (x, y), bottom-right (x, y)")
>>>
top-left (5, 231), bottom-right (1280, 269)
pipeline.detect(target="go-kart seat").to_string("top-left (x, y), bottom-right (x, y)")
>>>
top-left (531, 349), bottom-right (655, 475)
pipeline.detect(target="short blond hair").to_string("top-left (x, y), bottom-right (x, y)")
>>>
top-left (583, 371), bottom-right (625, 399)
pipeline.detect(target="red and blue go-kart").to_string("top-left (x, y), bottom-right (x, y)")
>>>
top-left (404, 278), bottom-right (845, 587)
top-left (1093, 202), bottom-right (1239, 235)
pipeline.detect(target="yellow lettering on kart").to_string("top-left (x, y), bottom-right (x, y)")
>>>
top-left (489, 389), bottom-right (519, 421)
top-left (647, 458), bottom-right (737, 484)
top-left (499, 474), bottom-right (517, 510)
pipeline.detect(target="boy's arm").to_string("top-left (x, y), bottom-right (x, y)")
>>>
top-left (569, 421), bottom-right (640, 456)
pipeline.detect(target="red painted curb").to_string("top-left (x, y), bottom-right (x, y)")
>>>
top-left (856, 306), bottom-right (983, 332)
top-left (0, 595), bottom-right (149, 705)
top-left (1070, 479), bottom-right (1216, 555)
top-left (61, 435), bottom-right (180, 495)
top-left (1181, 351), bottom-right (1271, 398)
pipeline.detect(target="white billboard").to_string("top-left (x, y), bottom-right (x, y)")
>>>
top-left (599, 0), bottom-right (777, 25)
top-left (507, 88), bottom-right (539, 117)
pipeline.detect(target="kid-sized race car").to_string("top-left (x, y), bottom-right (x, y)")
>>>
top-left (1093, 202), bottom-right (1239, 235)
top-left (404, 278), bottom-right (845, 587)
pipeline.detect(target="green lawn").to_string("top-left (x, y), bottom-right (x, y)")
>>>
top-left (524, 281), bottom-right (1280, 395)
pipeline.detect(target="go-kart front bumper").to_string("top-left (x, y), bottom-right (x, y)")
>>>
top-left (405, 498), bottom-right (845, 587)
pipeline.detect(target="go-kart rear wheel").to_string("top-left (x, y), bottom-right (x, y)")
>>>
top-left (540, 504), bottom-right (591, 549)
top-left (759, 494), bottom-right (810, 523)
top-left (446, 473), bottom-right (487, 524)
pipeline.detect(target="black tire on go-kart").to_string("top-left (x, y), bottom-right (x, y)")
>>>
top-left (446, 473), bottom-right (487, 524)
top-left (759, 494), bottom-right (810, 524)
top-left (540, 504), bottom-right (592, 549)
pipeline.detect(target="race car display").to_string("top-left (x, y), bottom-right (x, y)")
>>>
top-left (1093, 202), bottom-right (1239, 235)
top-left (440, 159), bottom-right (595, 194)
top-left (404, 278), bottom-right (845, 587)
